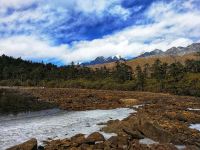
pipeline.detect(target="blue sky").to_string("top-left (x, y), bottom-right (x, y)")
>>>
top-left (0, 0), bottom-right (200, 65)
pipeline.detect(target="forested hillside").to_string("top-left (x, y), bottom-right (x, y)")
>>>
top-left (0, 53), bottom-right (200, 96)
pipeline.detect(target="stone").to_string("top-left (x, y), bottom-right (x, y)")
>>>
top-left (129, 140), bottom-right (149, 150)
top-left (80, 144), bottom-right (93, 150)
top-left (107, 135), bottom-right (128, 149)
top-left (107, 136), bottom-right (118, 148)
top-left (123, 128), bottom-right (144, 139)
top-left (62, 139), bottom-right (71, 148)
top-left (117, 136), bottom-right (129, 149)
top-left (138, 114), bottom-right (172, 143)
top-left (45, 138), bottom-right (71, 150)
top-left (150, 143), bottom-right (178, 150)
top-left (185, 145), bottom-right (200, 150)
top-left (37, 145), bottom-right (44, 150)
top-left (85, 132), bottom-right (105, 144)
top-left (71, 134), bottom-right (85, 146)
top-left (7, 138), bottom-right (37, 150)
top-left (93, 142), bottom-right (106, 149)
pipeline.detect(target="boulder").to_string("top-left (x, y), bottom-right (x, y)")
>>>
top-left (93, 142), bottom-right (107, 149)
top-left (129, 140), bottom-right (149, 150)
top-left (61, 139), bottom-right (71, 148)
top-left (7, 138), bottom-right (37, 150)
top-left (138, 114), bottom-right (172, 143)
top-left (185, 145), bottom-right (200, 150)
top-left (107, 136), bottom-right (118, 148)
top-left (45, 139), bottom-right (71, 150)
top-left (141, 121), bottom-right (172, 143)
top-left (150, 143), bottom-right (177, 150)
top-left (71, 134), bottom-right (85, 146)
top-left (123, 128), bottom-right (144, 139)
top-left (107, 136), bottom-right (128, 148)
top-left (85, 132), bottom-right (105, 144)
top-left (79, 143), bottom-right (94, 150)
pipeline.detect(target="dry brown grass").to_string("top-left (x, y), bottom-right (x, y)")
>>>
top-left (119, 98), bottom-right (138, 106)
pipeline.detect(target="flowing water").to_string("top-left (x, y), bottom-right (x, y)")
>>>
top-left (0, 108), bottom-right (135, 149)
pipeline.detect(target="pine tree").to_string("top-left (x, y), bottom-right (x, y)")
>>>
top-left (151, 59), bottom-right (168, 91)
top-left (135, 65), bottom-right (145, 91)
top-left (113, 61), bottom-right (132, 83)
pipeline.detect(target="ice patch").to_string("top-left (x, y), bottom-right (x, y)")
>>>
top-left (132, 104), bottom-right (144, 109)
top-left (175, 145), bottom-right (186, 150)
top-left (139, 138), bottom-right (186, 149)
top-left (188, 108), bottom-right (200, 111)
top-left (101, 132), bottom-right (117, 139)
top-left (189, 124), bottom-right (200, 131)
top-left (139, 138), bottom-right (158, 145)
top-left (0, 108), bottom-right (135, 149)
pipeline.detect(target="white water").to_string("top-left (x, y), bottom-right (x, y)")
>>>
top-left (0, 108), bottom-right (135, 150)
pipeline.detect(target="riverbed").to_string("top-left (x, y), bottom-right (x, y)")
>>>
top-left (0, 108), bottom-right (135, 149)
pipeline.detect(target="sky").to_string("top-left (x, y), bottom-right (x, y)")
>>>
top-left (0, 0), bottom-right (200, 65)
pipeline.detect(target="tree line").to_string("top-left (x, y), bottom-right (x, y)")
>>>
top-left (0, 53), bottom-right (200, 96)
top-left (0, 55), bottom-right (132, 83)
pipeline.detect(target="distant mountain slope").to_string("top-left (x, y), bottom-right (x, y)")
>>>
top-left (84, 43), bottom-right (200, 66)
top-left (82, 55), bottom-right (125, 66)
top-left (90, 53), bottom-right (199, 70)
top-left (138, 43), bottom-right (200, 58)
top-left (137, 49), bottom-right (164, 58)
top-left (165, 43), bottom-right (200, 55)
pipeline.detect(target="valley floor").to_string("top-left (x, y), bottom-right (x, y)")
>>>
top-left (2, 87), bottom-right (200, 150)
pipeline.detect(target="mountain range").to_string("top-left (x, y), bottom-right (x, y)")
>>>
top-left (82, 56), bottom-right (125, 66)
top-left (138, 43), bottom-right (200, 58)
top-left (82, 43), bottom-right (200, 66)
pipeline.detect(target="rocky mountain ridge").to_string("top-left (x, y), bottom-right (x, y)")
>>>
top-left (82, 43), bottom-right (200, 66)
top-left (138, 43), bottom-right (200, 58)
top-left (82, 55), bottom-right (125, 66)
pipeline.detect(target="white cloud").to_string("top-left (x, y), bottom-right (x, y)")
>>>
top-left (0, 0), bottom-right (129, 39)
top-left (168, 38), bottom-right (193, 48)
top-left (132, 6), bottom-right (143, 12)
top-left (46, 0), bottom-right (122, 14)
top-left (62, 0), bottom-right (200, 63)
top-left (0, 0), bottom-right (199, 64)
top-left (44, 0), bottom-right (131, 20)
top-left (0, 0), bottom-right (37, 9)
top-left (75, 0), bottom-right (108, 14)
top-left (109, 5), bottom-right (130, 20)
top-left (0, 36), bottom-right (68, 62)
